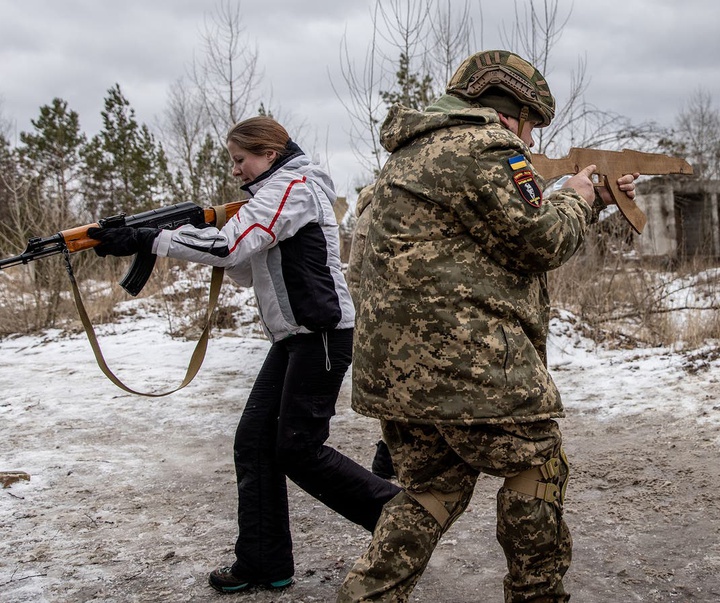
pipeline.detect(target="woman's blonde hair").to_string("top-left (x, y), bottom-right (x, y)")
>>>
top-left (226, 116), bottom-right (290, 156)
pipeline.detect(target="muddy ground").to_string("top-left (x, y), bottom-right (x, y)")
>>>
top-left (2, 334), bottom-right (719, 603)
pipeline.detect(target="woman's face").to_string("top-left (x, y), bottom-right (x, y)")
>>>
top-left (227, 140), bottom-right (278, 184)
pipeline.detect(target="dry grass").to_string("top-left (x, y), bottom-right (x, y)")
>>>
top-left (549, 236), bottom-right (720, 349)
top-left (0, 253), bottom-right (247, 340)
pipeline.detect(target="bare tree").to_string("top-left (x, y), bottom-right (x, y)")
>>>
top-left (0, 150), bottom-right (73, 332)
top-left (160, 0), bottom-right (262, 204)
top-left (663, 88), bottom-right (720, 180)
top-left (334, 0), bottom-right (474, 180)
top-left (0, 150), bottom-right (32, 255)
top-left (191, 0), bottom-right (261, 141)
top-left (160, 77), bottom-right (209, 199)
top-left (334, 11), bottom-right (387, 177)
top-left (500, 0), bottom-right (658, 154)
top-left (334, 1), bottom-right (417, 177)
top-left (427, 0), bottom-right (476, 88)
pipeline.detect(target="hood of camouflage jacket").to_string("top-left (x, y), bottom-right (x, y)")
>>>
top-left (380, 94), bottom-right (500, 154)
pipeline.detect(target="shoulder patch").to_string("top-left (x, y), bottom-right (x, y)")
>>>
top-left (512, 169), bottom-right (543, 208)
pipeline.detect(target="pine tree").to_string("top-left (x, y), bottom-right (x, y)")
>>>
top-left (380, 52), bottom-right (434, 111)
top-left (18, 98), bottom-right (86, 225)
top-left (82, 84), bottom-right (172, 219)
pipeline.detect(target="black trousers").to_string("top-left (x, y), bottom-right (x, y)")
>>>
top-left (231, 328), bottom-right (400, 582)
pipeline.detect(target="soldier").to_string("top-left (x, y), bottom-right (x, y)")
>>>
top-left (337, 50), bottom-right (638, 602)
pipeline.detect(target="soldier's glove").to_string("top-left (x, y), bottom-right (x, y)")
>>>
top-left (87, 226), bottom-right (159, 257)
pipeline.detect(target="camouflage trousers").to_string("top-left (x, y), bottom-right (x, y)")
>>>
top-left (337, 420), bottom-right (572, 603)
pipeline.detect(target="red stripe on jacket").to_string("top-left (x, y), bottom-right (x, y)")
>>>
top-left (228, 175), bottom-right (307, 253)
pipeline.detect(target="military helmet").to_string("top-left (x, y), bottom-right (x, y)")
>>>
top-left (446, 50), bottom-right (555, 127)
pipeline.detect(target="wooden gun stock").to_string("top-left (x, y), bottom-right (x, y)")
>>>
top-left (530, 147), bottom-right (694, 234)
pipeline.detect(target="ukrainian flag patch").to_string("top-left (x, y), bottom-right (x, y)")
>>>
top-left (508, 154), bottom-right (528, 170)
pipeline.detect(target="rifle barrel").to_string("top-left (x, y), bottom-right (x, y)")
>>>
top-left (0, 236), bottom-right (66, 270)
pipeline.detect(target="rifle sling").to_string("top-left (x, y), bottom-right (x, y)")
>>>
top-left (62, 204), bottom-right (228, 398)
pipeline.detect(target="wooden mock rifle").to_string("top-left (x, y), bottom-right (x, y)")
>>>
top-left (530, 148), bottom-right (694, 234)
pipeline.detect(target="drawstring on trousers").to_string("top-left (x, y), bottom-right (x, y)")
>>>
top-left (321, 331), bottom-right (331, 371)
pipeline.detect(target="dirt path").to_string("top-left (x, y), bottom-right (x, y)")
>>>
top-left (2, 357), bottom-right (719, 602)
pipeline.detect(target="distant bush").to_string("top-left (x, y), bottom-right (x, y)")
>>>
top-left (0, 255), bottom-right (262, 340)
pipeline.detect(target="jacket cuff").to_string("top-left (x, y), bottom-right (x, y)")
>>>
top-left (152, 230), bottom-right (172, 257)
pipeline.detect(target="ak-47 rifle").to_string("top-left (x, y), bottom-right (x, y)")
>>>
top-left (530, 148), bottom-right (694, 234)
top-left (0, 199), bottom-right (247, 397)
top-left (0, 200), bottom-right (246, 295)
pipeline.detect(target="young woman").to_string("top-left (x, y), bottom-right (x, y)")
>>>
top-left (88, 116), bottom-right (400, 594)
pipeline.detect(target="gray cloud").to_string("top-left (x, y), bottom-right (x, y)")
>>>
top-left (0, 0), bottom-right (717, 194)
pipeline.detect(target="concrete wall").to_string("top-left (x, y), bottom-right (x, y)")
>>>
top-left (635, 182), bottom-right (677, 257)
top-left (633, 178), bottom-right (720, 260)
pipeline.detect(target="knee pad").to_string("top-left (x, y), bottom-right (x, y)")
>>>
top-left (503, 449), bottom-right (570, 508)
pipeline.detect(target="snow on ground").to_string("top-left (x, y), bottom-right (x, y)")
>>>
top-left (2, 300), bottom-right (716, 474)
top-left (548, 311), bottom-right (720, 430)
top-left (1, 291), bottom-right (718, 486)
top-left (1, 282), bottom-right (719, 602)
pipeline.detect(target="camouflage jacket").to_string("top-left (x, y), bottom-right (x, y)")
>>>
top-left (352, 95), bottom-right (595, 425)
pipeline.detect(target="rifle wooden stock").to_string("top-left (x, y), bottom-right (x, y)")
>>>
top-left (530, 148), bottom-right (694, 235)
top-left (203, 199), bottom-right (246, 227)
top-left (62, 223), bottom-right (101, 253)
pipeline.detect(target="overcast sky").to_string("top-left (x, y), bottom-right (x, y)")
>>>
top-left (0, 0), bottom-right (717, 197)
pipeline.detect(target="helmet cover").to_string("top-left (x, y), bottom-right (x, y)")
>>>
top-left (446, 50), bottom-right (555, 127)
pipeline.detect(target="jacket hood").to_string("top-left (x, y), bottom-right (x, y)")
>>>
top-left (379, 94), bottom-right (500, 153)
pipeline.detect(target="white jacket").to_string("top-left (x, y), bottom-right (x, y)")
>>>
top-left (153, 151), bottom-right (355, 342)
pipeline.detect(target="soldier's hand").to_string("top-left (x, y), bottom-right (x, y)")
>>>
top-left (596, 172), bottom-right (640, 207)
top-left (562, 164), bottom-right (597, 203)
top-left (618, 172), bottom-right (639, 199)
